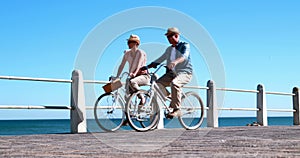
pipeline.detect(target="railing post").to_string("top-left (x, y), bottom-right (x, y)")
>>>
top-left (70, 70), bottom-right (87, 133)
top-left (257, 84), bottom-right (267, 126)
top-left (152, 83), bottom-right (164, 129)
top-left (156, 94), bottom-right (164, 129)
top-left (207, 80), bottom-right (218, 127)
top-left (292, 87), bottom-right (300, 125)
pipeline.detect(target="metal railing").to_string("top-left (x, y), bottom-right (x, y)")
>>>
top-left (207, 80), bottom-right (300, 127)
top-left (0, 76), bottom-right (72, 110)
top-left (216, 87), bottom-right (296, 112)
top-left (0, 75), bottom-right (72, 83)
top-left (0, 105), bottom-right (71, 109)
top-left (0, 70), bottom-right (299, 133)
top-left (0, 70), bottom-right (86, 133)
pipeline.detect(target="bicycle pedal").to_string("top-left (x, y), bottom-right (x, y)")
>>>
top-left (136, 115), bottom-right (147, 121)
top-left (164, 112), bottom-right (168, 117)
top-left (137, 118), bottom-right (147, 122)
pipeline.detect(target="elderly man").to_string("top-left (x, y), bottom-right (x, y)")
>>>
top-left (147, 27), bottom-right (193, 118)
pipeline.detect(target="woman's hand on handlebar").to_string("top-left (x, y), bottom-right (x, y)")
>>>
top-left (129, 72), bottom-right (136, 78)
top-left (109, 76), bottom-right (118, 81)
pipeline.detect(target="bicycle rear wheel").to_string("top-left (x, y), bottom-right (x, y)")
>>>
top-left (179, 91), bottom-right (204, 130)
top-left (94, 93), bottom-right (125, 132)
top-left (126, 90), bottom-right (159, 132)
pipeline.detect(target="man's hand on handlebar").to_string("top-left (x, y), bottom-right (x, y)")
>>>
top-left (148, 62), bottom-right (159, 69)
top-left (140, 62), bottom-right (159, 71)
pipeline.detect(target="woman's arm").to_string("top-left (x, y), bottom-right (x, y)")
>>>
top-left (116, 52), bottom-right (127, 78)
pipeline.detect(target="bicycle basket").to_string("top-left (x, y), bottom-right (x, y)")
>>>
top-left (102, 79), bottom-right (122, 93)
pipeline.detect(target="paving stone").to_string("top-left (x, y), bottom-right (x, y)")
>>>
top-left (0, 126), bottom-right (300, 157)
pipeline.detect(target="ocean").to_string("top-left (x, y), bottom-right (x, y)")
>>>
top-left (0, 117), bottom-right (294, 136)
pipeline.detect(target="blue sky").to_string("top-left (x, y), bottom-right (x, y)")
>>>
top-left (0, 1), bottom-right (299, 119)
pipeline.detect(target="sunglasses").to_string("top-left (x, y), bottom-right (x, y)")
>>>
top-left (127, 41), bottom-right (137, 45)
top-left (167, 34), bottom-right (175, 38)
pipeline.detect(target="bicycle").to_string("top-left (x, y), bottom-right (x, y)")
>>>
top-left (94, 72), bottom-right (129, 132)
top-left (125, 64), bottom-right (205, 132)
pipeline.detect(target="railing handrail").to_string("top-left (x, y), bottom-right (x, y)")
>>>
top-left (0, 105), bottom-right (71, 110)
top-left (0, 75), bottom-right (72, 83)
top-left (218, 107), bottom-right (259, 111)
top-left (216, 87), bottom-right (259, 93)
top-left (219, 107), bottom-right (296, 112)
top-left (265, 91), bottom-right (295, 96)
top-left (183, 85), bottom-right (209, 90)
top-left (0, 75), bottom-right (295, 97)
top-left (83, 80), bottom-right (108, 84)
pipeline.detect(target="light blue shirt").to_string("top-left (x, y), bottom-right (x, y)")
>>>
top-left (154, 41), bottom-right (193, 74)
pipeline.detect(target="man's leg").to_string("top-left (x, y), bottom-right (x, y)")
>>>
top-left (156, 72), bottom-right (174, 96)
top-left (170, 73), bottom-right (192, 110)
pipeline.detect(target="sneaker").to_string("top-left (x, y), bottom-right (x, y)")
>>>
top-left (167, 109), bottom-right (182, 118)
top-left (166, 114), bottom-right (174, 119)
top-left (121, 119), bottom-right (129, 126)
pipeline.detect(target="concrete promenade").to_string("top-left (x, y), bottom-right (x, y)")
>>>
top-left (1, 126), bottom-right (300, 157)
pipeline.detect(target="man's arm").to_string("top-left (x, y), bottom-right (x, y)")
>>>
top-left (168, 43), bottom-right (190, 70)
top-left (168, 56), bottom-right (185, 70)
top-left (148, 49), bottom-right (169, 68)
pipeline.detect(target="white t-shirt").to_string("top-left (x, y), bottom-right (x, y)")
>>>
top-left (170, 47), bottom-right (176, 62)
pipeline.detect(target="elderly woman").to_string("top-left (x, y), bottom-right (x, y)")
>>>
top-left (116, 34), bottom-right (150, 105)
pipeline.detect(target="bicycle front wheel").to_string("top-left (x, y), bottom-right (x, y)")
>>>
top-left (126, 90), bottom-right (159, 132)
top-left (94, 93), bottom-right (125, 132)
top-left (179, 91), bottom-right (204, 130)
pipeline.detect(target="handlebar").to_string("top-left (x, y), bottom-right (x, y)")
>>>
top-left (109, 72), bottom-right (129, 81)
top-left (142, 64), bottom-right (175, 75)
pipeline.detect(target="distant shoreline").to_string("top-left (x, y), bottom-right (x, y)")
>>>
top-left (0, 117), bottom-right (294, 136)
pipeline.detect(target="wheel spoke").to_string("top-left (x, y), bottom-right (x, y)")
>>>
top-left (179, 92), bottom-right (204, 130)
top-left (94, 93), bottom-right (125, 132)
top-left (126, 90), bottom-right (159, 132)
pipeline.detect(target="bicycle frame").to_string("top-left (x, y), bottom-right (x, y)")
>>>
top-left (147, 64), bottom-right (197, 115)
top-left (146, 65), bottom-right (175, 114)
top-left (125, 64), bottom-right (205, 131)
top-left (107, 90), bottom-right (126, 113)
top-left (94, 71), bottom-right (131, 132)
top-left (108, 72), bottom-right (130, 111)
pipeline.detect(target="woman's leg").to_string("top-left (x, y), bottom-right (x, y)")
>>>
top-left (129, 74), bottom-right (150, 104)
